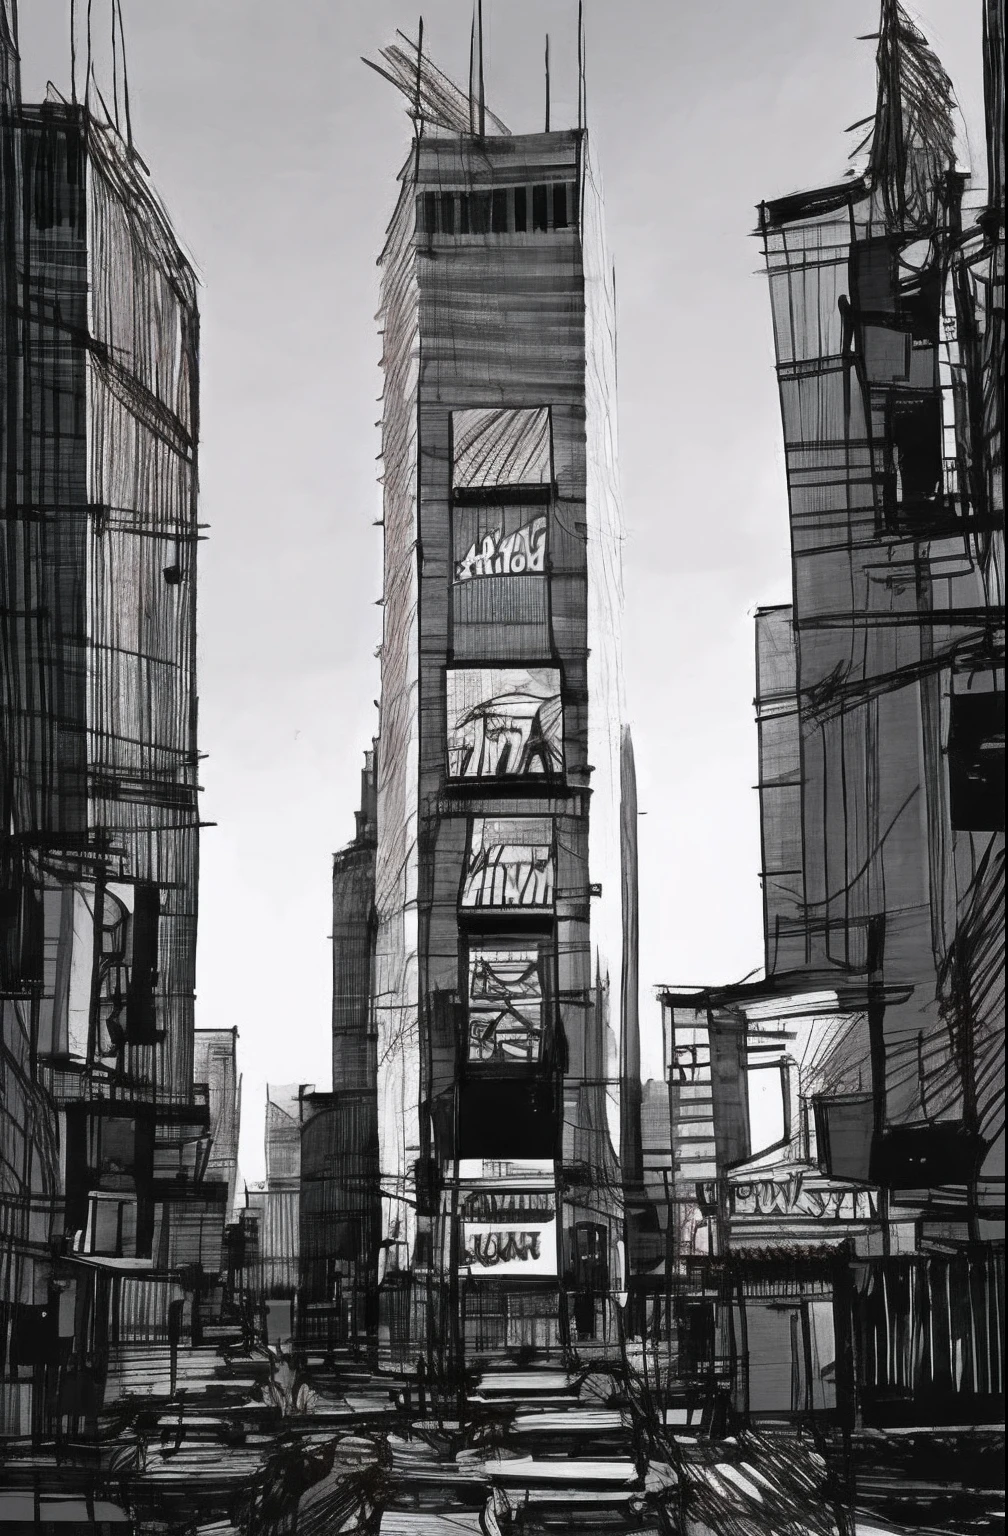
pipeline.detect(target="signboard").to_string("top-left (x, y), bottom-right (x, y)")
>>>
top-left (452, 406), bottom-right (552, 489)
top-left (461, 817), bottom-right (554, 909)
top-left (730, 1178), bottom-right (878, 1222)
top-left (447, 667), bottom-right (563, 779)
top-left (467, 944), bottom-right (543, 1062)
top-left (455, 514), bottom-right (546, 580)
top-left (461, 1217), bottom-right (557, 1277)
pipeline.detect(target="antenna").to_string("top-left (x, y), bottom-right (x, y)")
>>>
top-left (110, 0), bottom-right (119, 131)
top-left (414, 13), bottom-right (423, 128)
top-left (577, 0), bottom-right (583, 134)
top-left (85, 0), bottom-right (92, 110)
top-left (70, 0), bottom-right (77, 105)
top-left (116, 0), bottom-right (133, 149)
top-left (477, 0), bottom-right (485, 137)
top-left (468, 6), bottom-right (475, 134)
top-left (613, 265), bottom-right (618, 389)
top-left (545, 34), bottom-right (550, 133)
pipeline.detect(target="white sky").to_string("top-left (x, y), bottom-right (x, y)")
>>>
top-left (18, 0), bottom-right (986, 1183)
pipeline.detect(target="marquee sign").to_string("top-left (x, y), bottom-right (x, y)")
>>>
top-left (461, 1217), bottom-right (557, 1277)
top-left (730, 1177), bottom-right (878, 1222)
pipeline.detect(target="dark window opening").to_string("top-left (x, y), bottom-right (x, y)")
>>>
top-left (884, 392), bottom-right (944, 529)
top-left (126, 882), bottom-right (160, 1042)
top-left (440, 192), bottom-right (455, 235)
top-left (458, 194), bottom-right (470, 234)
top-left (853, 237), bottom-right (898, 317)
top-left (553, 183), bottom-right (568, 230)
top-left (422, 191), bottom-right (437, 235)
top-left (469, 190), bottom-right (491, 234)
top-left (513, 185), bottom-right (527, 232)
top-left (491, 188), bottom-right (509, 233)
top-left (899, 269), bottom-right (941, 343)
top-left (948, 690), bottom-right (1005, 832)
top-left (532, 184), bottom-right (548, 232)
top-left (679, 1301), bottom-right (716, 1376)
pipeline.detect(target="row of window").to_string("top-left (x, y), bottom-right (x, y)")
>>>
top-left (417, 181), bottom-right (576, 238)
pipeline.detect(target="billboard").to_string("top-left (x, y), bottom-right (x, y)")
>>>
top-left (461, 817), bottom-right (554, 909)
top-left (461, 1216), bottom-right (558, 1277)
top-left (467, 942), bottom-right (544, 1063)
top-left (454, 513), bottom-right (546, 581)
top-left (446, 667), bottom-right (563, 778)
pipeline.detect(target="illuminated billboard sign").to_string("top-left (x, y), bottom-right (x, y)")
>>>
top-left (452, 406), bottom-right (552, 490)
top-left (467, 943), bottom-right (543, 1063)
top-left (455, 514), bottom-right (546, 581)
top-left (460, 817), bottom-right (554, 909)
top-left (461, 1217), bottom-right (557, 1277)
top-left (446, 667), bottom-right (563, 779)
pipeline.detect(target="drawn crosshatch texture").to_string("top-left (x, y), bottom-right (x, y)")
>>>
top-left (0, 1), bottom-right (1003, 1533)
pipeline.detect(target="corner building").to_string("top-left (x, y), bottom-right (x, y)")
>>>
top-left (374, 80), bottom-right (630, 1371)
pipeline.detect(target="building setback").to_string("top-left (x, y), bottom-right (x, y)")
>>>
top-left (367, 39), bottom-right (633, 1370)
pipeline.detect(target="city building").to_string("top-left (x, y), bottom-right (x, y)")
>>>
top-left (247, 1084), bottom-right (301, 1302)
top-left (651, 0), bottom-right (1004, 1431)
top-left (295, 749), bottom-right (381, 1356)
top-left (1, 14), bottom-right (217, 1439)
top-left (366, 35), bottom-right (634, 1371)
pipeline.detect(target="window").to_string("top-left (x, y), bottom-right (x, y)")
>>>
top-left (746, 1057), bottom-right (790, 1156)
top-left (948, 689), bottom-right (1005, 831)
top-left (417, 182), bottom-right (576, 237)
top-left (421, 191), bottom-right (437, 235)
top-left (126, 881), bottom-right (159, 1042)
top-left (852, 237), bottom-right (898, 318)
top-left (884, 392), bottom-right (944, 530)
top-left (469, 190), bottom-right (491, 234)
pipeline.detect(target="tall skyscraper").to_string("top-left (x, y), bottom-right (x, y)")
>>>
top-left (1, 12), bottom-right (221, 1439)
top-left (367, 36), bottom-right (633, 1367)
top-left (757, 0), bottom-right (1004, 1225)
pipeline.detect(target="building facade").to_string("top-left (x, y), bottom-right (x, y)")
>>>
top-left (650, 0), bottom-right (1004, 1433)
top-left (1, 19), bottom-right (220, 1440)
top-left (368, 41), bottom-right (632, 1371)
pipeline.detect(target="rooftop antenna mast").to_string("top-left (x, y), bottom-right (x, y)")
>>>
top-left (468, 6), bottom-right (475, 134)
top-left (544, 33), bottom-right (550, 132)
top-left (577, 0), bottom-right (584, 133)
top-left (477, 0), bottom-right (486, 136)
top-left (409, 12), bottom-right (425, 157)
top-left (110, 0), bottom-right (119, 131)
top-left (68, 0), bottom-right (77, 105)
top-left (115, 0), bottom-right (133, 150)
